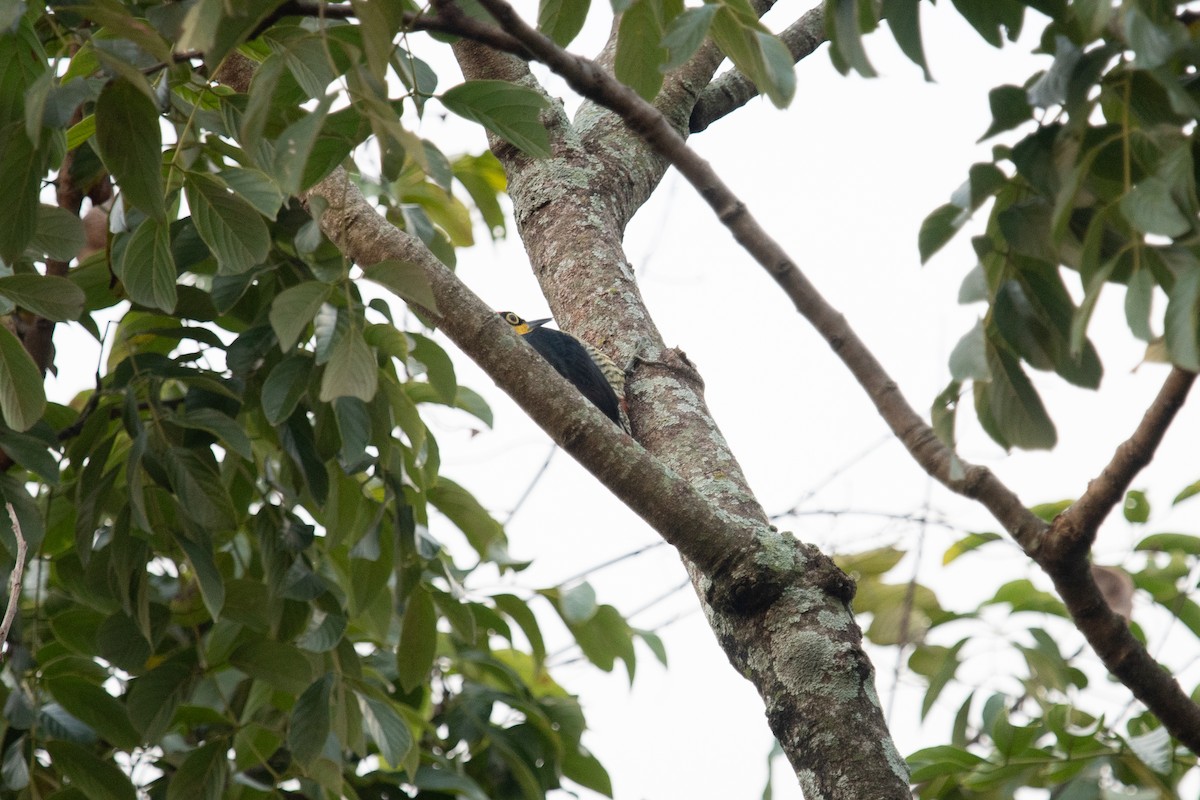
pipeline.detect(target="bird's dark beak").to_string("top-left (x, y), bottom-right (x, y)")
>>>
top-left (527, 317), bottom-right (553, 329)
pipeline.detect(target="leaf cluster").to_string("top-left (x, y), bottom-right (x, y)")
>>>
top-left (833, 0), bottom-right (1200, 452)
top-left (0, 2), bottom-right (661, 797)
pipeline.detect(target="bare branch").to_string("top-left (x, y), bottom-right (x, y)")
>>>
top-left (460, 0), bottom-right (1044, 559)
top-left (299, 167), bottom-right (776, 606)
top-left (1047, 366), bottom-right (1196, 561)
top-left (447, 0), bottom-right (1200, 752)
top-left (690, 6), bottom-right (827, 133)
top-left (1, 503), bottom-right (27, 657)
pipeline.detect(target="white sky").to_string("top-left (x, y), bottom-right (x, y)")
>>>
top-left (47, 2), bottom-right (1200, 798)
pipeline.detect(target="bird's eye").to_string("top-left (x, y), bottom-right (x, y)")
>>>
top-left (505, 313), bottom-right (520, 324)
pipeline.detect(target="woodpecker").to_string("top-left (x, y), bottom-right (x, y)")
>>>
top-left (499, 311), bottom-right (631, 433)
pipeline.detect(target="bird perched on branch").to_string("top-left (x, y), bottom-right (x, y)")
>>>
top-left (499, 311), bottom-right (631, 433)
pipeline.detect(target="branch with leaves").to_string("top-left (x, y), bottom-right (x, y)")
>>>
top-left (432, 0), bottom-right (1200, 754)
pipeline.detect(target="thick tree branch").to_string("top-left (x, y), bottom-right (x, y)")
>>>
top-left (299, 169), bottom-right (769, 599)
top-left (1047, 366), bottom-right (1196, 561)
top-left (454, 0), bottom-right (1200, 753)
top-left (690, 6), bottom-right (827, 133)
top-left (464, 0), bottom-right (1044, 553)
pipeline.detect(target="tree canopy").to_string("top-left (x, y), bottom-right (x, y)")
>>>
top-left (1, 0), bottom-right (1200, 798)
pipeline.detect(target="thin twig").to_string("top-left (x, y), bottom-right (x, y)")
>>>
top-left (887, 477), bottom-right (933, 724)
top-left (503, 443), bottom-right (557, 526)
top-left (1047, 366), bottom-right (1196, 562)
top-left (1, 502), bottom-right (28, 657)
top-left (556, 540), bottom-right (666, 586)
top-left (769, 433), bottom-right (894, 519)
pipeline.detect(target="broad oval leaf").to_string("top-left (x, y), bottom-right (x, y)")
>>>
top-left (440, 81), bottom-right (551, 159)
top-left (0, 325), bottom-right (45, 431)
top-left (270, 281), bottom-right (332, 351)
top-left (362, 259), bottom-right (437, 312)
top-left (95, 78), bottom-right (165, 222)
top-left (319, 327), bottom-right (379, 402)
top-left (45, 741), bottom-right (137, 800)
top-left (0, 275), bottom-right (85, 322)
top-left (184, 172), bottom-right (270, 275)
top-left (116, 217), bottom-right (177, 313)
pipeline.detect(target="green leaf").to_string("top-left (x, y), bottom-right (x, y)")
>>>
top-left (219, 167), bottom-right (284, 220)
top-left (1128, 726), bottom-right (1172, 775)
top-left (45, 677), bottom-right (140, 751)
top-left (270, 282), bottom-right (332, 351)
top-left (981, 84), bottom-right (1032, 140)
top-left (562, 746), bottom-right (613, 797)
top-left (116, 217), bottom-right (177, 313)
top-left (262, 353), bottom-right (314, 425)
top-left (662, 5), bottom-right (718, 71)
top-left (409, 333), bottom-right (457, 405)
top-left (362, 260), bottom-right (437, 312)
top-left (825, 0), bottom-right (877, 78)
top-left (918, 203), bottom-right (967, 263)
top-left (1163, 262), bottom-right (1200, 371)
top-left (882, 0), bottom-right (930, 80)
top-left (1124, 6), bottom-right (1186, 69)
top-left (230, 640), bottom-right (315, 695)
top-left (0, 428), bottom-right (59, 484)
top-left (272, 94), bottom-right (333, 196)
top-left (0, 275), bottom-right (84, 322)
top-left (175, 534), bottom-right (226, 621)
top-left (974, 341), bottom-right (1057, 450)
top-left (94, 78), bottom-right (165, 222)
top-left (949, 0), bottom-right (1023, 48)
top-left (559, 582), bottom-right (598, 624)
top-left (539, 0), bottom-right (590, 46)
top-left (334, 396), bottom-right (370, 466)
top-left (357, 692), bottom-right (414, 768)
top-left (288, 674), bottom-right (334, 766)
top-left (568, 604), bottom-right (636, 681)
top-left (428, 478), bottom-right (503, 558)
top-left (184, 172), bottom-right (270, 275)
top-left (171, 408), bottom-right (253, 461)
top-left (167, 740), bottom-right (228, 800)
top-left (1135, 532), bottom-right (1200, 554)
top-left (1125, 267), bottom-right (1155, 341)
top-left (397, 588), bottom-right (437, 693)
top-left (1122, 489), bottom-right (1150, 523)
top-left (948, 319), bottom-right (990, 381)
top-left (0, 325), bottom-right (45, 431)
top-left (45, 741), bottom-right (137, 800)
top-left (127, 659), bottom-right (195, 741)
top-left (943, 532), bottom-right (1003, 564)
top-left (910, 640), bottom-right (966, 719)
top-left (494, 593), bottom-right (546, 669)
top-left (907, 745), bottom-right (986, 782)
top-left (614, 0), bottom-right (674, 102)
top-left (1121, 176), bottom-right (1191, 238)
top-left (1174, 480), bottom-right (1200, 506)
top-left (711, 3), bottom-right (796, 107)
top-left (440, 81), bottom-right (551, 158)
top-left (1029, 498), bottom-right (1072, 522)
top-left (32, 204), bottom-right (86, 260)
top-left (166, 448), bottom-right (237, 531)
top-left (0, 123), bottom-right (44, 264)
top-left (319, 326), bottom-right (379, 402)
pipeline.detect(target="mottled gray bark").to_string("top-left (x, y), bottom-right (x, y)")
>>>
top-left (441, 7), bottom-right (912, 798)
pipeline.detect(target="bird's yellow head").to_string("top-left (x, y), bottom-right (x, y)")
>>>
top-left (499, 311), bottom-right (551, 335)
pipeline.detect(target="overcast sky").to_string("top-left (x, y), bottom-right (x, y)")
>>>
top-left (48, 3), bottom-right (1200, 798)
